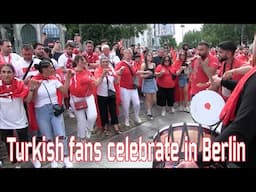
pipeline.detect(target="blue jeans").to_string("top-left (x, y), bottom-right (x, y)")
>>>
top-left (35, 104), bottom-right (69, 156)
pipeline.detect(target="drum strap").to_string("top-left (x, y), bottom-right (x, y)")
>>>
top-left (155, 130), bottom-right (161, 142)
top-left (184, 122), bottom-right (190, 141)
top-left (222, 58), bottom-right (234, 75)
top-left (212, 121), bottom-right (221, 136)
top-left (168, 124), bottom-right (174, 142)
top-left (164, 125), bottom-right (175, 167)
top-left (177, 123), bottom-right (190, 160)
top-left (153, 130), bottom-right (166, 168)
top-left (197, 124), bottom-right (203, 152)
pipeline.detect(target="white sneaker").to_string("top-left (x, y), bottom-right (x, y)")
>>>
top-left (85, 130), bottom-right (91, 139)
top-left (124, 119), bottom-right (130, 127)
top-left (31, 159), bottom-right (41, 168)
top-left (161, 108), bottom-right (166, 116)
top-left (170, 107), bottom-right (175, 113)
top-left (64, 157), bottom-right (73, 168)
top-left (147, 114), bottom-right (154, 120)
top-left (184, 106), bottom-right (190, 113)
top-left (51, 160), bottom-right (59, 168)
top-left (135, 116), bottom-right (142, 123)
top-left (67, 109), bottom-right (75, 118)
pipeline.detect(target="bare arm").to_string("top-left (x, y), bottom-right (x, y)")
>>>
top-left (95, 69), bottom-right (108, 86)
top-left (116, 66), bottom-right (125, 76)
top-left (24, 89), bottom-right (36, 103)
top-left (24, 79), bottom-right (41, 103)
top-left (222, 65), bottom-right (252, 80)
top-left (200, 57), bottom-right (217, 83)
top-left (139, 63), bottom-right (153, 78)
top-left (57, 70), bottom-right (73, 95)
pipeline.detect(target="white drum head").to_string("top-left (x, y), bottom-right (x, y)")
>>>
top-left (190, 90), bottom-right (225, 126)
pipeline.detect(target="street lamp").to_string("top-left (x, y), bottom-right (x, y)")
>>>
top-left (181, 24), bottom-right (185, 42)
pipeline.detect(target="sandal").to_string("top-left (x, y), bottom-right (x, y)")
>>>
top-left (113, 124), bottom-right (121, 135)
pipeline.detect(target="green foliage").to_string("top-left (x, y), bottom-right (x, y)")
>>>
top-left (65, 24), bottom-right (79, 40)
top-left (65, 24), bottom-right (147, 46)
top-left (183, 30), bottom-right (202, 48)
top-left (159, 35), bottom-right (177, 48)
top-left (181, 24), bottom-right (256, 48)
top-left (201, 24), bottom-right (256, 47)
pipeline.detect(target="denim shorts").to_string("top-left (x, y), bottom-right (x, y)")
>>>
top-left (178, 74), bottom-right (188, 87)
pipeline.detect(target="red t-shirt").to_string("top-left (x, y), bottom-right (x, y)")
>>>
top-left (190, 54), bottom-right (218, 96)
top-left (172, 59), bottom-right (183, 71)
top-left (69, 70), bottom-right (94, 97)
top-left (82, 51), bottom-right (99, 64)
top-left (235, 54), bottom-right (250, 64)
top-left (218, 58), bottom-right (247, 81)
top-left (155, 64), bottom-right (176, 88)
top-left (115, 61), bottom-right (136, 89)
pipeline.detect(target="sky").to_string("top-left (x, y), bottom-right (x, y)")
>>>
top-left (174, 24), bottom-right (203, 44)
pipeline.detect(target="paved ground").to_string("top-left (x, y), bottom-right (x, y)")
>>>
top-left (0, 103), bottom-right (195, 168)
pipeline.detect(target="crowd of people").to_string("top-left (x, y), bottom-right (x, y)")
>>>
top-left (0, 33), bottom-right (255, 168)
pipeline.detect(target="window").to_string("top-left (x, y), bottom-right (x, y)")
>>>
top-left (21, 24), bottom-right (37, 44)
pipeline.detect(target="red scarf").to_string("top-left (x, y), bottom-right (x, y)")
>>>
top-left (220, 66), bottom-right (256, 126)
top-left (0, 78), bottom-right (28, 99)
top-left (65, 53), bottom-right (73, 69)
top-left (32, 73), bottom-right (57, 81)
top-left (0, 55), bottom-right (5, 65)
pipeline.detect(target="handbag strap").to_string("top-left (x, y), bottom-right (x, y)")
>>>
top-left (106, 75), bottom-right (112, 97)
top-left (22, 59), bottom-right (34, 80)
top-left (125, 63), bottom-right (135, 77)
top-left (106, 75), bottom-right (110, 88)
top-left (42, 82), bottom-right (54, 105)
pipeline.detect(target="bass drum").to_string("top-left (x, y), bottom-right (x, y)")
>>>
top-left (152, 122), bottom-right (219, 168)
top-left (190, 90), bottom-right (225, 127)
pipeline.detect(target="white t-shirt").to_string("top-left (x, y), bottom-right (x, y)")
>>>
top-left (57, 53), bottom-right (76, 69)
top-left (99, 53), bottom-right (120, 67)
top-left (34, 79), bottom-right (62, 108)
top-left (97, 67), bottom-right (116, 97)
top-left (13, 58), bottom-right (40, 79)
top-left (3, 53), bottom-right (22, 65)
top-left (51, 58), bottom-right (58, 69)
top-left (0, 97), bottom-right (28, 129)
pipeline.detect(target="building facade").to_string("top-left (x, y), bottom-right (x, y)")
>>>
top-left (0, 24), bottom-right (66, 53)
top-left (134, 24), bottom-right (175, 50)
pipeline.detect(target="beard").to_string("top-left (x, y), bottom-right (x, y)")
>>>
top-left (218, 56), bottom-right (228, 62)
top-left (199, 53), bottom-right (207, 60)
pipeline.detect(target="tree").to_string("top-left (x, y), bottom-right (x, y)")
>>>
top-left (183, 30), bottom-right (202, 48)
top-left (65, 24), bottom-right (79, 40)
top-left (159, 35), bottom-right (177, 48)
top-left (65, 24), bottom-right (147, 46)
top-left (201, 24), bottom-right (238, 46)
top-left (201, 24), bottom-right (256, 47)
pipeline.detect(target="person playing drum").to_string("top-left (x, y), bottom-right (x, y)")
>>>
top-left (209, 41), bottom-right (252, 100)
top-left (176, 46), bottom-right (256, 168)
